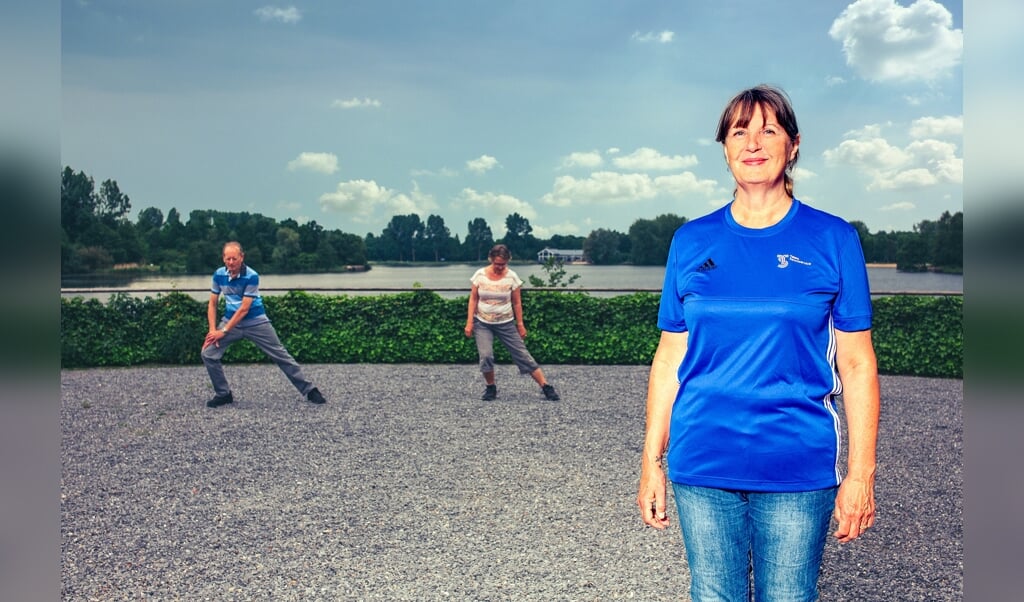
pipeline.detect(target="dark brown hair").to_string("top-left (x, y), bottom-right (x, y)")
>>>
top-left (715, 84), bottom-right (800, 197)
top-left (488, 244), bottom-right (511, 262)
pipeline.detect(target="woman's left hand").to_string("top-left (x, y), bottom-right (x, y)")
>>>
top-left (517, 324), bottom-right (527, 338)
top-left (833, 476), bottom-right (876, 543)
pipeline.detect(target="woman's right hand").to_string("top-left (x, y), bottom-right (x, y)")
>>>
top-left (464, 322), bottom-right (474, 337)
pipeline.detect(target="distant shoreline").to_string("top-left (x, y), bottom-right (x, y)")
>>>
top-left (866, 263), bottom-right (897, 268)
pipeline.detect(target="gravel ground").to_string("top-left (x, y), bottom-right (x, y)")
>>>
top-left (61, 365), bottom-right (962, 601)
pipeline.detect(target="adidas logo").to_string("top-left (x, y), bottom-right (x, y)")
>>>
top-left (697, 258), bottom-right (717, 272)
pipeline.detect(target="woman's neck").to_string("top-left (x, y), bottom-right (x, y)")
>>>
top-left (731, 187), bottom-right (793, 229)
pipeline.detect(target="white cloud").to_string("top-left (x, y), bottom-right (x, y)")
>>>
top-left (455, 188), bottom-right (536, 228)
top-left (844, 123), bottom-right (889, 139)
top-left (909, 115), bottom-right (962, 138)
top-left (287, 152), bottom-right (338, 174)
top-left (387, 181), bottom-right (438, 216)
top-left (825, 75), bottom-right (847, 87)
top-left (828, 0), bottom-right (962, 82)
top-left (612, 147), bottom-right (698, 171)
top-left (881, 201), bottom-right (916, 211)
top-left (631, 30), bottom-right (675, 43)
top-left (466, 155), bottom-right (499, 174)
top-left (531, 221), bottom-right (582, 239)
top-left (823, 124), bottom-right (962, 190)
top-left (539, 170), bottom-right (718, 208)
top-left (560, 151), bottom-right (604, 170)
top-left (792, 167), bottom-right (818, 182)
top-left (255, 6), bottom-right (301, 24)
top-left (887, 167), bottom-right (937, 188)
top-left (825, 137), bottom-right (909, 172)
top-left (606, 147), bottom-right (621, 155)
top-left (651, 172), bottom-right (721, 197)
top-left (318, 179), bottom-right (436, 218)
top-left (331, 97), bottom-right (383, 109)
top-left (906, 139), bottom-right (962, 183)
top-left (319, 180), bottom-right (390, 216)
top-left (542, 172), bottom-right (656, 207)
top-left (410, 167), bottom-right (459, 178)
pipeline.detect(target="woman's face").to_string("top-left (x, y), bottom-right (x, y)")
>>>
top-left (490, 256), bottom-right (509, 273)
top-left (723, 104), bottom-right (799, 191)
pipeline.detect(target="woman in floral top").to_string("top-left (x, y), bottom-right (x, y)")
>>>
top-left (464, 244), bottom-right (560, 401)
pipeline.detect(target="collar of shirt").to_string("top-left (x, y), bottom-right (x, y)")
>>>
top-left (226, 264), bottom-right (248, 280)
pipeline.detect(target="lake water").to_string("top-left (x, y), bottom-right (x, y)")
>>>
top-left (61, 263), bottom-right (963, 301)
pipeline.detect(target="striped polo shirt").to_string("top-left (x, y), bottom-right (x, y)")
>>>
top-left (211, 264), bottom-right (270, 326)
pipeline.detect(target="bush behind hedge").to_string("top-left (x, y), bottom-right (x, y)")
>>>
top-left (61, 291), bottom-right (962, 378)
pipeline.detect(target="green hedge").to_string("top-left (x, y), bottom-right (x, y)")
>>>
top-left (61, 291), bottom-right (962, 378)
top-left (870, 295), bottom-right (963, 378)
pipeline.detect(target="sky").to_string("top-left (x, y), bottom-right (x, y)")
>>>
top-left (59, 0), bottom-right (963, 240)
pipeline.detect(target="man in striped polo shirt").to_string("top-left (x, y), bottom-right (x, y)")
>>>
top-left (201, 241), bottom-right (326, 407)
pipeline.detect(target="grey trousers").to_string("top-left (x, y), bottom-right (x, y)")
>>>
top-left (473, 318), bottom-right (541, 375)
top-left (201, 320), bottom-right (314, 398)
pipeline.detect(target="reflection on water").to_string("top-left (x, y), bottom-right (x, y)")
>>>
top-left (61, 263), bottom-right (963, 301)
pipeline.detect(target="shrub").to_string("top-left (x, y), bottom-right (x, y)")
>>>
top-left (60, 291), bottom-right (962, 378)
top-left (871, 295), bottom-right (962, 378)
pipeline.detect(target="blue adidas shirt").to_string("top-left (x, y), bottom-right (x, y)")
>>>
top-left (658, 200), bottom-right (872, 492)
top-left (210, 265), bottom-right (270, 326)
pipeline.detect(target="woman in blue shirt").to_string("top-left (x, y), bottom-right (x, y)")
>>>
top-left (637, 85), bottom-right (880, 601)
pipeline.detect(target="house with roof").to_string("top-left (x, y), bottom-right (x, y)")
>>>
top-left (536, 247), bottom-right (587, 264)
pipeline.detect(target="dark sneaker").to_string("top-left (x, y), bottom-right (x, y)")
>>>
top-left (206, 393), bottom-right (234, 408)
top-left (542, 384), bottom-right (560, 401)
top-left (481, 384), bottom-right (497, 401)
top-left (307, 387), bottom-right (326, 404)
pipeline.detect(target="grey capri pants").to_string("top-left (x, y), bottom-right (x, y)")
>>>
top-left (473, 318), bottom-right (541, 374)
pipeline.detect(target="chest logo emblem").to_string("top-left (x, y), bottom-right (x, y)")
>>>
top-left (776, 254), bottom-right (811, 268)
top-left (697, 258), bottom-right (717, 272)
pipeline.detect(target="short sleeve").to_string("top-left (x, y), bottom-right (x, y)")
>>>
top-left (657, 234), bottom-right (688, 333)
top-left (244, 273), bottom-right (261, 297)
top-left (832, 227), bottom-right (873, 332)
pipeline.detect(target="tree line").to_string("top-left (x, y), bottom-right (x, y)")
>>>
top-left (61, 166), bottom-right (962, 275)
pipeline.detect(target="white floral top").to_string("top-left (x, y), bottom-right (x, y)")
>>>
top-left (470, 267), bottom-right (523, 324)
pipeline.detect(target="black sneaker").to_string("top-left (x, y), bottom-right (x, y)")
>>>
top-left (307, 387), bottom-right (326, 404)
top-left (481, 384), bottom-right (497, 401)
top-left (206, 393), bottom-right (234, 408)
top-left (542, 384), bottom-right (560, 401)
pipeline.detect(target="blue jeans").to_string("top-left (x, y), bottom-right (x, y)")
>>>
top-left (672, 483), bottom-right (837, 602)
